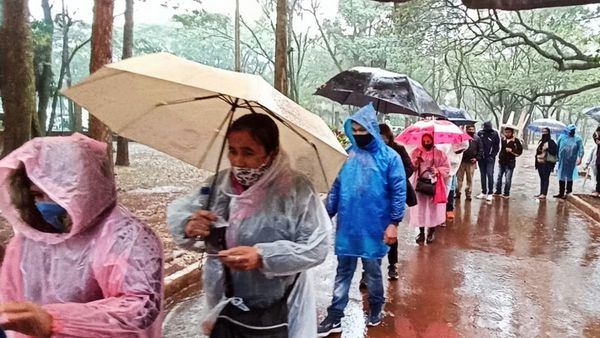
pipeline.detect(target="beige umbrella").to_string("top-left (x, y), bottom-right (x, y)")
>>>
top-left (63, 52), bottom-right (346, 192)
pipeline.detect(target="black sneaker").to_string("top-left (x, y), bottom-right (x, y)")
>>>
top-left (426, 231), bottom-right (435, 243)
top-left (388, 266), bottom-right (399, 280)
top-left (416, 233), bottom-right (425, 244)
top-left (359, 274), bottom-right (367, 290)
top-left (318, 316), bottom-right (342, 337)
top-left (367, 311), bottom-right (384, 327)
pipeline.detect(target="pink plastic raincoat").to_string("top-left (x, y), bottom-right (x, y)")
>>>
top-left (0, 134), bottom-right (164, 337)
top-left (409, 145), bottom-right (450, 228)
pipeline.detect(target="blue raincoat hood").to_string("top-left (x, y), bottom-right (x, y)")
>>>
top-left (327, 104), bottom-right (407, 259)
top-left (344, 103), bottom-right (385, 152)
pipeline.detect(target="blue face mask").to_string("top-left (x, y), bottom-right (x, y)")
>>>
top-left (35, 202), bottom-right (67, 232)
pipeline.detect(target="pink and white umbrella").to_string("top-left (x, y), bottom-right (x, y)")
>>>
top-left (395, 119), bottom-right (472, 145)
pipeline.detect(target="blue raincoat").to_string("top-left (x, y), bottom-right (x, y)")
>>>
top-left (557, 124), bottom-right (584, 181)
top-left (326, 104), bottom-right (407, 259)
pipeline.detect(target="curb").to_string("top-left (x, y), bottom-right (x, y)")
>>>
top-left (567, 195), bottom-right (600, 223)
top-left (164, 262), bottom-right (201, 303)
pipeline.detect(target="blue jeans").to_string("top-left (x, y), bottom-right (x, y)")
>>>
top-left (495, 164), bottom-right (514, 195)
top-left (479, 158), bottom-right (495, 195)
top-left (327, 256), bottom-right (384, 320)
top-left (447, 175), bottom-right (456, 212)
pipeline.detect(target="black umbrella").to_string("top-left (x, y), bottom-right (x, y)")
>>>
top-left (315, 67), bottom-right (442, 117)
top-left (440, 106), bottom-right (477, 126)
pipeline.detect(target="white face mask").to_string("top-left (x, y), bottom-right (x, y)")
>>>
top-left (231, 162), bottom-right (270, 187)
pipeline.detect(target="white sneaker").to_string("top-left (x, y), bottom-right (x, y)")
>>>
top-left (486, 195), bottom-right (493, 202)
top-left (476, 193), bottom-right (487, 199)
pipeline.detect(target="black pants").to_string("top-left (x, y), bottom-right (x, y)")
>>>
top-left (537, 163), bottom-right (553, 195)
top-left (387, 241), bottom-right (398, 267)
top-left (596, 164), bottom-right (600, 193)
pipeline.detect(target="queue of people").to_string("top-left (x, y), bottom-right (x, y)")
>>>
top-left (0, 107), bottom-right (597, 338)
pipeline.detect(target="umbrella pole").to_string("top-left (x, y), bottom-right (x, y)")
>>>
top-left (207, 99), bottom-right (239, 209)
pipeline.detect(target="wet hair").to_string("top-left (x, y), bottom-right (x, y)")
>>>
top-left (8, 165), bottom-right (57, 233)
top-left (378, 123), bottom-right (394, 142)
top-left (227, 113), bottom-right (280, 155)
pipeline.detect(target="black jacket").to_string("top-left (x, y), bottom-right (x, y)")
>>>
top-left (498, 137), bottom-right (523, 168)
top-left (388, 142), bottom-right (417, 207)
top-left (477, 129), bottom-right (500, 160)
top-left (534, 139), bottom-right (558, 169)
top-left (462, 134), bottom-right (483, 163)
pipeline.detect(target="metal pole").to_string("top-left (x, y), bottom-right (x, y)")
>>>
top-left (234, 0), bottom-right (241, 72)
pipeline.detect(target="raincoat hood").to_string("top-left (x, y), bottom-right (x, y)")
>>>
top-left (344, 103), bottom-right (384, 151)
top-left (566, 124), bottom-right (577, 133)
top-left (483, 121), bottom-right (494, 131)
top-left (0, 133), bottom-right (116, 244)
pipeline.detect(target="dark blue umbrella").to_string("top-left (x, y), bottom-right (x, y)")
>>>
top-left (439, 106), bottom-right (477, 126)
top-left (315, 67), bottom-right (441, 117)
top-left (527, 118), bottom-right (566, 135)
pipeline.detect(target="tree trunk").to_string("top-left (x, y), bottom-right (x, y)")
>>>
top-left (234, 0), bottom-right (240, 72)
top-left (274, 0), bottom-right (288, 95)
top-left (74, 103), bottom-right (82, 132)
top-left (0, 0), bottom-right (35, 157)
top-left (35, 0), bottom-right (54, 136)
top-left (115, 0), bottom-right (133, 167)
top-left (89, 0), bottom-right (114, 161)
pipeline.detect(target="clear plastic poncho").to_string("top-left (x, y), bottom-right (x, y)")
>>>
top-left (0, 134), bottom-right (164, 338)
top-left (167, 151), bottom-right (331, 338)
top-left (326, 104), bottom-right (407, 259)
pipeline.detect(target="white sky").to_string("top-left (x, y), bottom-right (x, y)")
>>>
top-left (29, 0), bottom-right (340, 26)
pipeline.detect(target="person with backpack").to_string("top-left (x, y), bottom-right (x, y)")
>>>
top-left (476, 121), bottom-right (500, 202)
top-left (456, 124), bottom-right (483, 201)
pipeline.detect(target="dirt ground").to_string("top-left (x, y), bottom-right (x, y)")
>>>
top-left (0, 143), bottom-right (207, 270)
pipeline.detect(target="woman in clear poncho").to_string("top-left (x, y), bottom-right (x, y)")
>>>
top-left (0, 133), bottom-right (164, 338)
top-left (167, 113), bottom-right (331, 338)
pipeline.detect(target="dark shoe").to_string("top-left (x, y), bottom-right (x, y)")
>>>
top-left (493, 191), bottom-right (502, 196)
top-left (454, 192), bottom-right (461, 199)
top-left (416, 233), bottom-right (425, 244)
top-left (426, 231), bottom-right (435, 243)
top-left (553, 194), bottom-right (564, 199)
top-left (367, 311), bottom-right (384, 327)
top-left (318, 316), bottom-right (342, 337)
top-left (359, 274), bottom-right (367, 290)
top-left (388, 265), bottom-right (399, 280)
top-left (465, 195), bottom-right (472, 201)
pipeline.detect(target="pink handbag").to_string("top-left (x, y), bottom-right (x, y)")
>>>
top-left (433, 174), bottom-right (448, 204)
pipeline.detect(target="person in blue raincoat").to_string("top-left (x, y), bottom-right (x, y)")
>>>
top-left (554, 124), bottom-right (584, 199)
top-left (318, 104), bottom-right (406, 337)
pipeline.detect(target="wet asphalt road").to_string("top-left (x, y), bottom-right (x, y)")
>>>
top-left (164, 157), bottom-right (600, 338)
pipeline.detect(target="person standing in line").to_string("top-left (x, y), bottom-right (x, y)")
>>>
top-left (554, 124), bottom-right (584, 199)
top-left (584, 127), bottom-right (600, 197)
top-left (379, 123), bottom-right (416, 280)
top-left (494, 127), bottom-right (523, 198)
top-left (534, 127), bottom-right (558, 200)
top-left (476, 121), bottom-right (500, 202)
top-left (409, 133), bottom-right (450, 244)
top-left (456, 124), bottom-right (483, 201)
top-left (318, 105), bottom-right (406, 337)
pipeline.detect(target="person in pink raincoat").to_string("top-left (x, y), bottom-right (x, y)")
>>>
top-left (0, 133), bottom-right (164, 338)
top-left (409, 133), bottom-right (451, 244)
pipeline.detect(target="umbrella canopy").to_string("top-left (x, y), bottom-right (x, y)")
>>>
top-left (63, 53), bottom-right (347, 192)
top-left (584, 107), bottom-right (600, 123)
top-left (527, 118), bottom-right (566, 135)
top-left (440, 106), bottom-right (477, 126)
top-left (315, 67), bottom-right (441, 117)
top-left (395, 119), bottom-right (471, 145)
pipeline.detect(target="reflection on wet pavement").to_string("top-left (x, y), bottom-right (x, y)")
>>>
top-left (164, 159), bottom-right (600, 337)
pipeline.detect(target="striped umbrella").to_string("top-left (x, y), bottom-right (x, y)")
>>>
top-left (527, 118), bottom-right (566, 135)
top-left (395, 119), bottom-right (472, 145)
